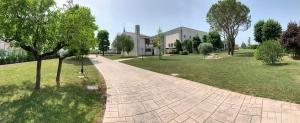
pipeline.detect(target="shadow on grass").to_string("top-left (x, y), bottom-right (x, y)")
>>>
top-left (0, 81), bottom-right (104, 123)
top-left (268, 62), bottom-right (289, 66)
top-left (63, 58), bottom-right (95, 66)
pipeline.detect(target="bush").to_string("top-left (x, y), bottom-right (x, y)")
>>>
top-left (255, 40), bottom-right (284, 64)
top-left (198, 43), bottom-right (213, 56)
top-left (247, 44), bottom-right (259, 49)
top-left (180, 50), bottom-right (189, 55)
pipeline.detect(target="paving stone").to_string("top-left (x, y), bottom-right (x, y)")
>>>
top-left (89, 55), bottom-right (300, 123)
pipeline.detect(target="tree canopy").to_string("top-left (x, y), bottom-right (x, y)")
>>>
top-left (254, 20), bottom-right (265, 43)
top-left (207, 0), bottom-right (251, 55)
top-left (97, 30), bottom-right (110, 55)
top-left (281, 22), bottom-right (300, 57)
top-left (0, 0), bottom-right (65, 89)
top-left (113, 34), bottom-right (134, 55)
top-left (192, 35), bottom-right (202, 53)
top-left (153, 28), bottom-right (164, 59)
top-left (262, 19), bottom-right (282, 41)
top-left (207, 31), bottom-right (222, 50)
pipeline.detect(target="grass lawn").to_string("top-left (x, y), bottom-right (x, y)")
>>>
top-left (0, 58), bottom-right (105, 123)
top-left (122, 49), bottom-right (300, 103)
top-left (103, 54), bottom-right (137, 60)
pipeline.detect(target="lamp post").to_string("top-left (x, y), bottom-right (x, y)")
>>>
top-left (80, 41), bottom-right (84, 74)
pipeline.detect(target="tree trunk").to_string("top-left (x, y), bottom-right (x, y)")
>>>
top-left (231, 41), bottom-right (235, 56)
top-left (56, 57), bottom-right (64, 87)
top-left (35, 58), bottom-right (42, 90)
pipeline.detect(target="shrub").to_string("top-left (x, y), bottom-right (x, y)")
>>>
top-left (180, 50), bottom-right (189, 55)
top-left (255, 40), bottom-right (284, 64)
top-left (247, 44), bottom-right (259, 49)
top-left (198, 43), bottom-right (213, 56)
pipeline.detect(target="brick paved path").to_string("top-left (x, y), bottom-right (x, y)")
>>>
top-left (89, 55), bottom-right (300, 123)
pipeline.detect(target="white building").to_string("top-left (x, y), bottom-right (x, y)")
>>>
top-left (0, 41), bottom-right (10, 50)
top-left (121, 25), bottom-right (207, 56)
top-left (163, 27), bottom-right (207, 53)
top-left (122, 25), bottom-right (158, 56)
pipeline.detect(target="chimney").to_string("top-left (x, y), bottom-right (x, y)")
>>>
top-left (135, 25), bottom-right (140, 35)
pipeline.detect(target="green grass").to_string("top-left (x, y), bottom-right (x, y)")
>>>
top-left (103, 54), bottom-right (137, 60)
top-left (0, 58), bottom-right (105, 123)
top-left (122, 49), bottom-right (300, 103)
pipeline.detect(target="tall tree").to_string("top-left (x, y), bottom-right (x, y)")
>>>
top-left (207, 31), bottom-right (222, 50)
top-left (182, 40), bottom-right (193, 53)
top-left (174, 39), bottom-right (182, 54)
top-left (203, 35), bottom-right (208, 43)
top-left (55, 4), bottom-right (98, 86)
top-left (113, 34), bottom-right (134, 56)
top-left (207, 0), bottom-right (251, 55)
top-left (192, 35), bottom-right (202, 53)
top-left (97, 30), bottom-right (109, 56)
top-left (254, 20), bottom-right (265, 43)
top-left (281, 22), bottom-right (300, 57)
top-left (0, 0), bottom-right (67, 89)
top-left (262, 19), bottom-right (282, 41)
top-left (153, 28), bottom-right (164, 60)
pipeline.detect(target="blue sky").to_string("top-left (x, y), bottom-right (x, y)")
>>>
top-left (56, 0), bottom-right (300, 45)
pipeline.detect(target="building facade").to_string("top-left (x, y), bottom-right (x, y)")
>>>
top-left (163, 27), bottom-right (207, 53)
top-left (121, 25), bottom-right (207, 56)
top-left (122, 25), bottom-right (158, 56)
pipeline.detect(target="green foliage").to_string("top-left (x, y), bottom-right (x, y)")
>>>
top-left (97, 30), bottom-right (110, 54)
top-left (280, 22), bottom-right (300, 57)
top-left (113, 34), bottom-right (134, 54)
top-left (262, 19), bottom-right (282, 41)
top-left (198, 43), bottom-right (213, 56)
top-left (255, 40), bottom-right (284, 64)
top-left (153, 28), bottom-right (164, 59)
top-left (61, 5), bottom-right (98, 56)
top-left (174, 40), bottom-right (182, 54)
top-left (207, 31), bottom-right (222, 50)
top-left (254, 20), bottom-right (265, 43)
top-left (182, 40), bottom-right (193, 53)
top-left (247, 44), bottom-right (259, 49)
top-left (241, 42), bottom-right (247, 49)
top-left (207, 0), bottom-right (251, 55)
top-left (202, 35), bottom-right (208, 43)
top-left (192, 35), bottom-right (202, 53)
top-left (180, 50), bottom-right (189, 55)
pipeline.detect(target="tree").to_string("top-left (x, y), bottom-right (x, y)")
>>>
top-left (192, 35), bottom-right (202, 53)
top-left (174, 39), bottom-right (182, 54)
top-left (55, 4), bottom-right (97, 86)
top-left (207, 0), bottom-right (251, 55)
top-left (198, 43), bottom-right (213, 57)
top-left (153, 28), bottom-right (164, 60)
top-left (262, 19), bottom-right (282, 41)
top-left (241, 42), bottom-right (247, 49)
top-left (183, 40), bottom-right (193, 53)
top-left (97, 30), bottom-right (109, 56)
top-left (255, 40), bottom-right (284, 64)
top-left (0, 0), bottom-right (67, 89)
top-left (254, 20), bottom-right (265, 43)
top-left (113, 34), bottom-right (134, 56)
top-left (203, 35), bottom-right (208, 43)
top-left (280, 22), bottom-right (300, 57)
top-left (207, 31), bottom-right (222, 50)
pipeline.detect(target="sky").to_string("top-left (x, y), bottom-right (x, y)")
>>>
top-left (55, 0), bottom-right (300, 45)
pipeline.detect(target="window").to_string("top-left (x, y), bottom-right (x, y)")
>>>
top-left (184, 35), bottom-right (186, 38)
top-left (189, 36), bottom-right (192, 39)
